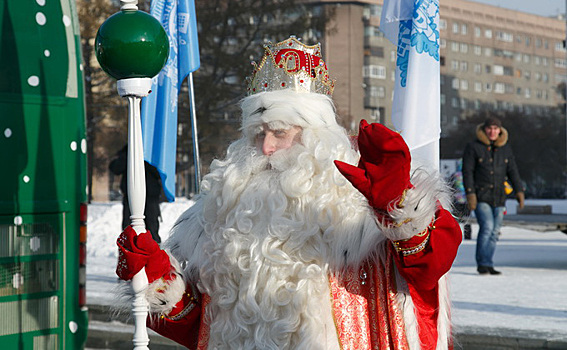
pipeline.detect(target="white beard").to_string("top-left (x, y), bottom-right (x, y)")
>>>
top-left (197, 144), bottom-right (336, 349)
top-left (190, 137), bottom-right (374, 349)
top-left (165, 120), bottom-right (384, 349)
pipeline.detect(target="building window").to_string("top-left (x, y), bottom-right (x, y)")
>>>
top-left (451, 97), bottom-right (459, 108)
top-left (493, 65), bottom-right (504, 75)
top-left (536, 38), bottom-right (542, 48)
top-left (516, 87), bottom-right (522, 95)
top-left (369, 86), bottom-right (378, 97)
top-left (460, 61), bottom-right (468, 72)
top-left (369, 4), bottom-right (381, 16)
top-left (525, 88), bottom-right (531, 98)
top-left (460, 43), bottom-right (468, 53)
top-left (451, 41), bottom-right (459, 52)
top-left (523, 54), bottom-right (530, 63)
top-left (496, 31), bottom-right (513, 42)
top-left (440, 39), bottom-right (446, 49)
top-left (460, 80), bottom-right (468, 90)
top-left (535, 72), bottom-right (541, 81)
top-left (534, 56), bottom-right (541, 65)
top-left (484, 48), bottom-right (492, 56)
top-left (440, 94), bottom-right (446, 105)
top-left (524, 71), bottom-right (531, 80)
top-left (439, 19), bottom-right (447, 30)
top-left (363, 65), bottom-right (386, 79)
top-left (452, 22), bottom-right (459, 34)
top-left (474, 27), bottom-right (481, 37)
top-left (555, 58), bottom-right (567, 68)
top-left (451, 60), bottom-right (459, 71)
top-left (473, 45), bottom-right (481, 55)
top-left (474, 100), bottom-right (481, 109)
top-left (494, 82), bottom-right (505, 94)
top-left (369, 86), bottom-right (386, 98)
top-left (452, 78), bottom-right (459, 89)
top-left (542, 57), bottom-right (548, 66)
top-left (525, 36), bottom-right (531, 46)
top-left (485, 65), bottom-right (491, 74)
top-left (543, 73), bottom-right (549, 82)
top-left (461, 24), bottom-right (467, 35)
top-left (484, 29), bottom-right (492, 38)
top-left (555, 41), bottom-right (567, 52)
top-left (485, 83), bottom-right (492, 92)
top-left (474, 81), bottom-right (482, 92)
top-left (451, 116), bottom-right (459, 126)
top-left (474, 63), bottom-right (482, 74)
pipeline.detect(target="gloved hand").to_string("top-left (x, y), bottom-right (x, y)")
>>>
top-left (116, 226), bottom-right (173, 283)
top-left (334, 120), bottom-right (412, 218)
top-left (516, 191), bottom-right (525, 210)
top-left (466, 193), bottom-right (477, 211)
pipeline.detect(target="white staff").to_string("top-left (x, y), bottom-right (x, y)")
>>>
top-left (95, 0), bottom-right (169, 347)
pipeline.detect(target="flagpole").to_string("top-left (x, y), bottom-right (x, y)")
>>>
top-left (188, 72), bottom-right (201, 193)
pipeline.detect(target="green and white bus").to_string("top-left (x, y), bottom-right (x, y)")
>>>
top-left (0, 0), bottom-right (88, 348)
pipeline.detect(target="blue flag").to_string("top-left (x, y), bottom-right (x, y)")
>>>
top-left (141, 0), bottom-right (200, 202)
top-left (380, 0), bottom-right (440, 168)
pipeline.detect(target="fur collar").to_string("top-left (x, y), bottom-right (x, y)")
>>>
top-left (476, 123), bottom-right (508, 147)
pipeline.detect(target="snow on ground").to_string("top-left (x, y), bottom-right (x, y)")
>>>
top-left (86, 198), bottom-right (567, 340)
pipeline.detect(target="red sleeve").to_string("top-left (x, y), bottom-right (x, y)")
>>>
top-left (391, 207), bottom-right (462, 291)
top-left (147, 285), bottom-right (202, 348)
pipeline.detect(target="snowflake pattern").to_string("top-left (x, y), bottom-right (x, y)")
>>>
top-left (396, 0), bottom-right (440, 87)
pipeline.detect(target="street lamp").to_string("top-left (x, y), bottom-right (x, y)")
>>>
top-left (95, 1), bottom-right (168, 348)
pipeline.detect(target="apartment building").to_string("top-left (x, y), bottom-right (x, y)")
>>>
top-left (311, 0), bottom-right (566, 133)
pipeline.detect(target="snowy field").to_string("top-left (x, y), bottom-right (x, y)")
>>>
top-left (86, 198), bottom-right (567, 340)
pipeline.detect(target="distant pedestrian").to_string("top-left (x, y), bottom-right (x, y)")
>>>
top-left (462, 117), bottom-right (525, 275)
top-left (450, 159), bottom-right (472, 240)
top-left (109, 145), bottom-right (163, 244)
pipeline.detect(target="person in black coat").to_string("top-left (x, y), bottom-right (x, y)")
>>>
top-left (109, 145), bottom-right (163, 244)
top-left (462, 117), bottom-right (524, 275)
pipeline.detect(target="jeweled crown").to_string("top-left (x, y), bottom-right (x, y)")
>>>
top-left (247, 36), bottom-right (335, 96)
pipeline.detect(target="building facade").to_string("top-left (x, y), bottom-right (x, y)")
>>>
top-left (312, 0), bottom-right (566, 134)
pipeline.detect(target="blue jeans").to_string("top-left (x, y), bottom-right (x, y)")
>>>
top-left (474, 202), bottom-right (505, 267)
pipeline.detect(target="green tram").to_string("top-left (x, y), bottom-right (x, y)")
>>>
top-left (0, 0), bottom-right (88, 348)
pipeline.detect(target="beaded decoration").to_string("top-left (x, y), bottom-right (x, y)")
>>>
top-left (247, 36), bottom-right (335, 96)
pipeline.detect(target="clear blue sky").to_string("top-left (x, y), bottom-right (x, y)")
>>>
top-left (470, 0), bottom-right (566, 17)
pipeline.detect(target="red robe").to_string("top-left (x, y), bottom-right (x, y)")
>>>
top-left (148, 207), bottom-right (461, 349)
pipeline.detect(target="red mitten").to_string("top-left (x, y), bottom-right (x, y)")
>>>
top-left (116, 226), bottom-right (173, 283)
top-left (335, 120), bottom-right (412, 217)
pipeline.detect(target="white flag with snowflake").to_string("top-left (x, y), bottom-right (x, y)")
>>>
top-left (380, 0), bottom-right (440, 166)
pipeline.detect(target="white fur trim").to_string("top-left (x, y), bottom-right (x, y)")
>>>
top-left (436, 274), bottom-right (452, 350)
top-left (380, 168), bottom-right (452, 241)
top-left (240, 90), bottom-right (338, 139)
top-left (394, 266), bottom-right (421, 350)
top-left (162, 197), bottom-right (207, 283)
top-left (395, 270), bottom-right (452, 350)
top-left (144, 256), bottom-right (187, 315)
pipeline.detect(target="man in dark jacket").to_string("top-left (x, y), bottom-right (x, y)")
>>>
top-left (462, 117), bottom-right (524, 275)
top-left (109, 145), bottom-right (164, 244)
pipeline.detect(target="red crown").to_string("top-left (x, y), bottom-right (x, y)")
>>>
top-left (247, 36), bottom-right (335, 96)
